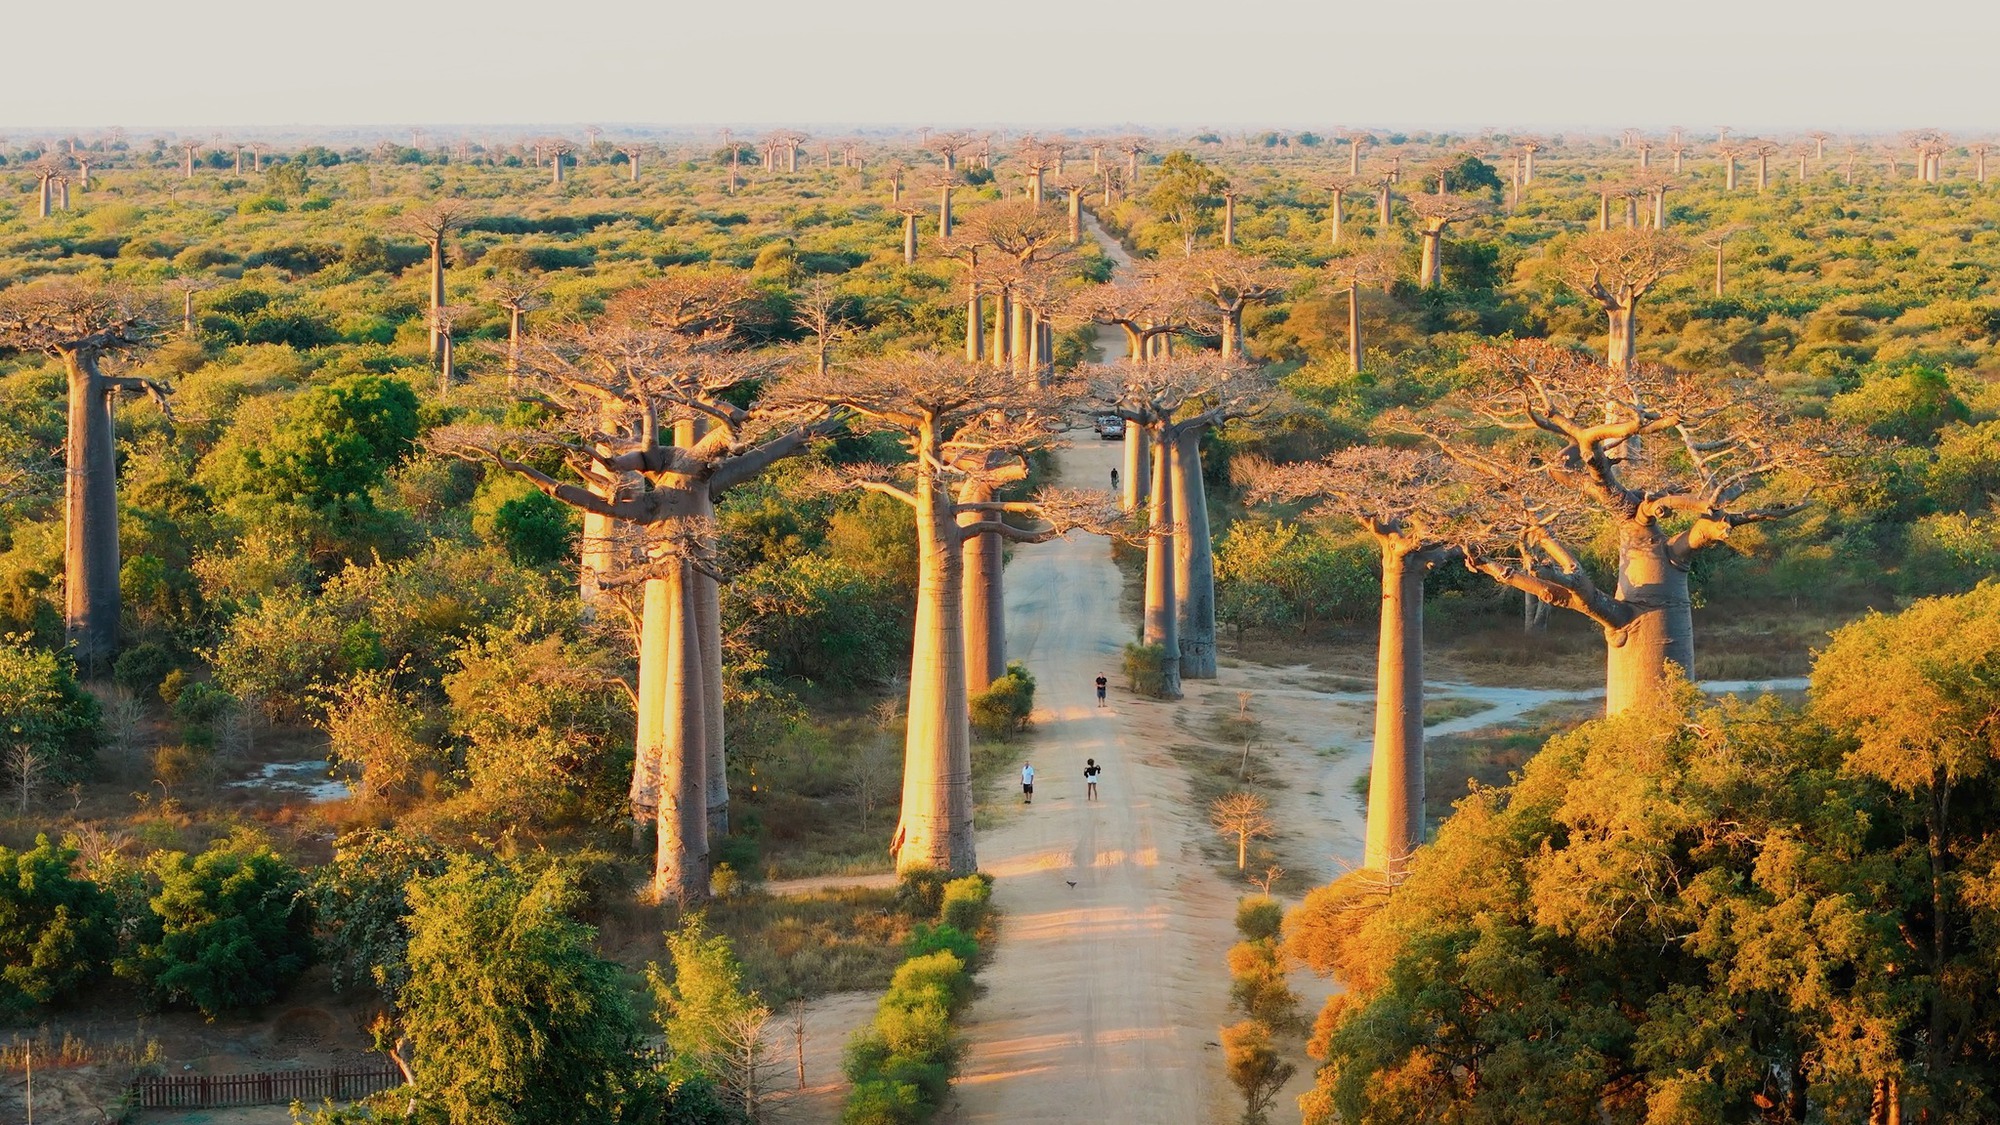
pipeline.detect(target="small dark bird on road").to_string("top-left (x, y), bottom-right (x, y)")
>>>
top-left (1065, 880), bottom-right (1077, 888)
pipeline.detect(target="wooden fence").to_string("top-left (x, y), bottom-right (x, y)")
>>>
top-left (134, 1063), bottom-right (402, 1109)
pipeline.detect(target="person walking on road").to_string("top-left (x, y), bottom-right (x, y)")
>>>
top-left (1094, 674), bottom-right (1108, 706)
top-left (1021, 762), bottom-right (1035, 804)
top-left (1110, 467), bottom-right (1119, 492)
top-left (1084, 758), bottom-right (1100, 801)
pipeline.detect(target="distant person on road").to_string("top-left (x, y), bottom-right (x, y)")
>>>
top-left (1022, 762), bottom-right (1035, 804)
top-left (1084, 758), bottom-right (1100, 801)
top-left (1095, 674), bottom-right (1108, 706)
top-left (1110, 467), bottom-right (1120, 491)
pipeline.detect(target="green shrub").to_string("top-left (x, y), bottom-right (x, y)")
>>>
top-left (894, 867), bottom-right (950, 918)
top-left (969, 661), bottom-right (1036, 739)
top-left (1234, 896), bottom-right (1284, 942)
top-left (875, 994), bottom-right (953, 1060)
top-left (113, 641), bottom-right (176, 697)
top-left (906, 922), bottom-right (977, 964)
top-left (124, 834), bottom-right (316, 1016)
top-left (887, 950), bottom-right (972, 1016)
top-left (0, 639), bottom-right (103, 785)
top-left (0, 835), bottom-right (118, 1015)
top-left (842, 1076), bottom-right (925, 1125)
top-left (1123, 642), bottom-right (1170, 699)
top-left (938, 875), bottom-right (992, 934)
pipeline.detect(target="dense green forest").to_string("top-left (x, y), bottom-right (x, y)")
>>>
top-left (2, 126), bottom-right (1997, 1124)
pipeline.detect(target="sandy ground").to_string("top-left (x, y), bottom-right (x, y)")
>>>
top-left (944, 432), bottom-right (1245, 1123)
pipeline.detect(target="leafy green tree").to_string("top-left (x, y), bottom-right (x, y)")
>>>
top-left (1829, 364), bottom-right (1970, 443)
top-left (0, 637), bottom-right (103, 786)
top-left (399, 856), bottom-right (638, 1125)
top-left (310, 829), bottom-right (450, 1002)
top-left (0, 835), bottom-right (117, 1015)
top-left (650, 915), bottom-right (771, 1115)
top-left (1145, 152), bottom-right (1228, 255)
top-left (125, 833), bottom-right (316, 1016)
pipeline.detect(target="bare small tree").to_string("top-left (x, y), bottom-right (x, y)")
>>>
top-left (1324, 247), bottom-right (1398, 374)
top-left (1210, 791), bottom-right (1273, 870)
top-left (8, 744), bottom-right (46, 816)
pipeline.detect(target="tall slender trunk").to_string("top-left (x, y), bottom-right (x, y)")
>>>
top-left (183, 292), bottom-right (196, 336)
top-left (1672, 150), bottom-right (1683, 175)
top-left (1068, 190), bottom-right (1082, 244)
top-left (1142, 428), bottom-right (1182, 699)
top-left (958, 481), bottom-right (1004, 694)
top-left (965, 287), bottom-right (983, 362)
top-left (506, 309), bottom-right (524, 387)
top-left (630, 153), bottom-right (641, 182)
top-left (438, 329), bottom-right (454, 397)
top-left (692, 489), bottom-right (729, 840)
top-left (1328, 189), bottom-right (1344, 242)
top-left (1348, 285), bottom-right (1363, 373)
top-left (1598, 191), bottom-right (1610, 231)
top-left (1524, 148), bottom-right (1536, 182)
top-left (1365, 544), bottom-right (1426, 873)
top-left (1172, 429), bottom-right (1217, 680)
top-left (1714, 242), bottom-right (1725, 297)
top-left (1606, 303), bottom-right (1636, 372)
top-left (939, 186), bottom-right (953, 238)
top-left (39, 177), bottom-right (53, 218)
top-left (552, 156), bottom-right (564, 185)
top-left (1653, 190), bottom-right (1667, 229)
top-left (1756, 155), bottom-right (1768, 192)
top-left (633, 574), bottom-right (670, 824)
top-left (1349, 139), bottom-right (1361, 175)
top-left (427, 239), bottom-right (445, 366)
top-left (1725, 158), bottom-right (1738, 191)
top-left (895, 459), bottom-right (977, 873)
top-left (1009, 299), bottom-right (1031, 381)
top-left (1222, 194), bottom-right (1236, 247)
top-left (655, 556), bottom-right (710, 904)
top-left (1219, 306), bottom-right (1242, 359)
top-left (63, 351), bottom-right (121, 672)
top-left (1603, 524), bottom-right (1693, 715)
top-left (1377, 183), bottom-right (1391, 225)
top-left (902, 213), bottom-right (917, 265)
top-left (1418, 228), bottom-right (1442, 289)
top-left (1624, 195), bottom-right (1638, 229)
top-left (1121, 423), bottom-right (1149, 513)
top-left (992, 287), bottom-right (1011, 370)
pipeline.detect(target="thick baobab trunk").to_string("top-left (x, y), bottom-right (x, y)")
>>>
top-left (1009, 300), bottom-right (1031, 381)
top-left (1348, 139), bottom-right (1361, 175)
top-left (437, 327), bottom-right (455, 397)
top-left (1068, 190), bottom-right (1082, 244)
top-left (958, 483), bottom-right (1004, 695)
top-left (632, 574), bottom-right (670, 824)
top-left (1598, 191), bottom-right (1610, 232)
top-left (894, 477), bottom-right (977, 874)
top-left (629, 152), bottom-right (641, 181)
top-left (234, 150), bottom-right (243, 174)
top-left (1121, 424), bottom-right (1149, 513)
top-left (1605, 303), bottom-right (1636, 372)
top-left (939, 185), bottom-right (953, 238)
top-left (1672, 149), bottom-right (1683, 175)
top-left (1724, 158), bottom-right (1738, 191)
top-left (1219, 305), bottom-right (1243, 359)
top-left (1377, 183), bottom-right (1391, 225)
top-left (552, 157), bottom-right (564, 185)
top-left (991, 288), bottom-right (1011, 370)
top-left (38, 177), bottom-right (52, 219)
top-left (184, 150), bottom-right (194, 178)
top-left (965, 287), bottom-right (983, 362)
top-left (1222, 194), bottom-right (1236, 247)
top-left (426, 239), bottom-right (446, 366)
top-left (654, 557), bottom-right (710, 904)
top-left (1524, 148), bottom-right (1537, 182)
top-left (1652, 190), bottom-right (1667, 229)
top-left (63, 352), bottom-right (121, 672)
top-left (902, 213), bottom-right (917, 265)
top-left (1127, 149), bottom-right (1140, 184)
top-left (1417, 228), bottom-right (1443, 289)
top-left (1348, 285), bottom-right (1363, 373)
top-left (1364, 545), bottom-right (1426, 874)
top-left (1171, 429), bottom-right (1217, 680)
top-left (1141, 429), bottom-right (1182, 699)
top-left (183, 291), bottom-right (196, 336)
top-left (692, 490), bottom-right (730, 840)
top-left (1756, 155), bottom-right (1768, 193)
top-left (1624, 194), bottom-right (1639, 230)
top-left (1327, 190), bottom-right (1344, 243)
top-left (1713, 242), bottom-right (1726, 297)
top-left (1603, 525), bottom-right (1693, 716)
top-left (79, 161), bottom-right (91, 188)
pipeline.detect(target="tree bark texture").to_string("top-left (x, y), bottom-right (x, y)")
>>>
top-left (958, 481), bottom-right (1005, 696)
top-left (63, 351), bottom-right (122, 672)
top-left (1142, 428), bottom-right (1182, 699)
top-left (1606, 304), bottom-right (1636, 372)
top-left (427, 239), bottom-right (446, 366)
top-left (939, 186), bottom-right (953, 239)
top-left (1365, 545), bottom-right (1426, 873)
top-left (1602, 524), bottom-right (1694, 715)
top-left (902, 214), bottom-right (917, 265)
top-left (1348, 285), bottom-right (1364, 373)
top-left (1328, 189), bottom-right (1344, 243)
top-left (1171, 428), bottom-right (1217, 680)
top-left (1121, 423), bottom-right (1149, 513)
top-left (894, 457), bottom-right (978, 873)
top-left (965, 288), bottom-right (983, 362)
top-left (654, 556), bottom-right (711, 904)
top-left (1009, 300), bottom-right (1031, 381)
top-left (1418, 229), bottom-right (1442, 289)
top-left (1222, 194), bottom-right (1236, 247)
top-left (991, 288), bottom-right (1011, 370)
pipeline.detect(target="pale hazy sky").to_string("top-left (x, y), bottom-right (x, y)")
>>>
top-left (13, 0), bottom-right (1996, 134)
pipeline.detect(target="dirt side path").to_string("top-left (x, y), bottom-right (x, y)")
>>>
top-left (946, 435), bottom-right (1238, 1124)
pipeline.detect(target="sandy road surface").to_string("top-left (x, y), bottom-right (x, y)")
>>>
top-left (946, 424), bottom-right (1240, 1117)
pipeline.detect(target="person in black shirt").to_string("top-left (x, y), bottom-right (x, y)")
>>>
top-left (1095, 674), bottom-right (1108, 706)
top-left (1084, 758), bottom-right (1100, 801)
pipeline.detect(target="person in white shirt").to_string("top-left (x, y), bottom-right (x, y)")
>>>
top-left (1084, 758), bottom-right (1100, 801)
top-left (1021, 762), bottom-right (1035, 804)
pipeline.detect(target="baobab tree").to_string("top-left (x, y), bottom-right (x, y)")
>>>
top-left (929, 131), bottom-right (971, 172)
top-left (1056, 175), bottom-right (1092, 245)
top-left (1015, 137), bottom-right (1057, 207)
top-left (0, 281), bottom-right (169, 672)
top-left (399, 202), bottom-right (471, 368)
top-left (1091, 355), bottom-right (1273, 682)
top-left (1556, 229), bottom-right (1691, 372)
top-left (1701, 227), bottom-right (1739, 297)
top-left (776, 354), bottom-right (1099, 874)
top-left (1971, 141), bottom-right (1991, 185)
top-left (1343, 132), bottom-right (1370, 175)
top-left (434, 326), bottom-right (824, 903)
top-left (1324, 247), bottom-right (1398, 374)
top-left (619, 143), bottom-right (650, 182)
top-left (933, 169), bottom-right (961, 239)
top-left (1120, 136), bottom-right (1148, 189)
top-left (179, 139), bottom-right (200, 179)
top-left (1250, 448), bottom-right (1470, 874)
top-left (544, 138), bottom-right (575, 185)
top-left (1172, 249), bottom-right (1286, 359)
top-left (935, 235), bottom-right (987, 363)
top-left (895, 201), bottom-right (925, 266)
top-left (970, 200), bottom-right (1072, 382)
top-left (249, 141), bottom-right (269, 173)
top-left (1406, 192), bottom-right (1485, 289)
top-left (29, 156), bottom-right (67, 219)
top-left (487, 276), bottom-right (548, 385)
top-left (1324, 174), bottom-right (1367, 243)
top-left (1074, 273), bottom-right (1201, 511)
top-left (1219, 182), bottom-right (1243, 247)
top-left (1716, 142), bottom-right (1742, 191)
top-left (1429, 341), bottom-right (1820, 714)
top-left (1744, 139), bottom-right (1779, 192)
top-left (164, 275), bottom-right (216, 336)
top-left (1807, 130), bottom-right (1831, 160)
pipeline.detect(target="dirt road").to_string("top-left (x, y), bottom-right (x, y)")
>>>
top-left (946, 238), bottom-right (1242, 1118)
